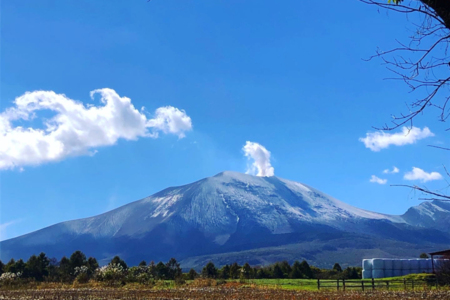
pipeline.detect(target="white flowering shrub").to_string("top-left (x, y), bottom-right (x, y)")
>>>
top-left (74, 265), bottom-right (89, 275)
top-left (73, 265), bottom-right (90, 283)
top-left (125, 266), bottom-right (154, 284)
top-left (95, 264), bottom-right (126, 285)
top-left (0, 272), bottom-right (22, 286)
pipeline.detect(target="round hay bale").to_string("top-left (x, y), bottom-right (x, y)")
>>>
top-left (384, 269), bottom-right (393, 278)
top-left (410, 259), bottom-right (419, 270)
top-left (401, 259), bottom-right (411, 271)
top-left (363, 259), bottom-right (373, 270)
top-left (362, 269), bottom-right (372, 279)
top-left (372, 269), bottom-right (385, 279)
top-left (372, 258), bottom-right (384, 270)
top-left (383, 259), bottom-right (393, 270)
top-left (393, 259), bottom-right (402, 270)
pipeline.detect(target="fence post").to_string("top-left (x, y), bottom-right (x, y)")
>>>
top-left (386, 281), bottom-right (389, 291)
top-left (343, 279), bottom-right (346, 291)
top-left (337, 279), bottom-right (340, 291)
top-left (317, 279), bottom-right (320, 290)
top-left (372, 278), bottom-right (375, 290)
top-left (435, 276), bottom-right (438, 290)
top-left (361, 280), bottom-right (364, 291)
top-left (412, 279), bottom-right (414, 290)
top-left (403, 278), bottom-right (406, 290)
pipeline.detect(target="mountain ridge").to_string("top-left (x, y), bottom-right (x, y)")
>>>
top-left (1, 171), bottom-right (448, 268)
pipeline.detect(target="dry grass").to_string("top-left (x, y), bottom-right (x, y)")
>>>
top-left (0, 287), bottom-right (449, 299)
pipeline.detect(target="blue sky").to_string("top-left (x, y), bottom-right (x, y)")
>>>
top-left (1, 0), bottom-right (448, 241)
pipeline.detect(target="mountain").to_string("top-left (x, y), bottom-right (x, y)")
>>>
top-left (402, 200), bottom-right (450, 231)
top-left (1, 171), bottom-right (449, 268)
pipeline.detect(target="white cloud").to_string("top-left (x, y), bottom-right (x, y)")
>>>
top-left (403, 167), bottom-right (443, 183)
top-left (370, 175), bottom-right (387, 185)
top-left (147, 106), bottom-right (193, 138)
top-left (243, 141), bottom-right (274, 177)
top-left (383, 166), bottom-right (399, 174)
top-left (0, 88), bottom-right (193, 170)
top-left (359, 127), bottom-right (434, 152)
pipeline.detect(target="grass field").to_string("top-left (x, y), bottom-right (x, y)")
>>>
top-left (0, 286), bottom-right (449, 300)
top-left (1, 275), bottom-right (448, 299)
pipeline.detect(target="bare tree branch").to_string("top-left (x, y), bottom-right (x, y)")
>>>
top-left (360, 0), bottom-right (450, 130)
top-left (392, 184), bottom-right (450, 201)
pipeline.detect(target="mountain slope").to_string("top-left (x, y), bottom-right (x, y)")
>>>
top-left (402, 200), bottom-right (450, 231)
top-left (1, 171), bottom-right (448, 267)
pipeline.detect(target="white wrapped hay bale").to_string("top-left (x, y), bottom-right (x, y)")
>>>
top-left (372, 259), bottom-right (384, 270)
top-left (372, 269), bottom-right (385, 279)
top-left (433, 259), bottom-right (442, 270)
top-left (393, 259), bottom-right (402, 270)
top-left (383, 259), bottom-right (393, 270)
top-left (419, 259), bottom-right (430, 272)
top-left (363, 259), bottom-right (373, 271)
top-left (410, 259), bottom-right (419, 270)
top-left (393, 269), bottom-right (402, 277)
top-left (362, 269), bottom-right (372, 279)
top-left (384, 269), bottom-right (393, 278)
top-left (401, 259), bottom-right (411, 271)
top-left (427, 259), bottom-right (433, 270)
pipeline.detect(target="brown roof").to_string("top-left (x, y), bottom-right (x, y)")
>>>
top-left (429, 249), bottom-right (450, 256)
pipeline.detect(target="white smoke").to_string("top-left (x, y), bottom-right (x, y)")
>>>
top-left (243, 141), bottom-right (274, 177)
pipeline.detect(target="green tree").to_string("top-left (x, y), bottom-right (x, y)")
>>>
top-left (46, 257), bottom-right (60, 282)
top-left (87, 257), bottom-right (99, 275)
top-left (110, 256), bottom-right (127, 269)
top-left (278, 261), bottom-right (292, 278)
top-left (202, 262), bottom-right (218, 279)
top-left (299, 260), bottom-right (313, 279)
top-left (240, 262), bottom-right (252, 279)
top-left (0, 260), bottom-right (4, 276)
top-left (255, 268), bottom-right (269, 279)
top-left (138, 260), bottom-right (147, 267)
top-left (229, 262), bottom-right (240, 279)
top-left (290, 261), bottom-right (303, 279)
top-left (26, 253), bottom-right (49, 281)
top-left (69, 251), bottom-right (87, 271)
top-left (13, 259), bottom-right (26, 276)
top-left (148, 261), bottom-right (156, 278)
top-left (4, 259), bottom-right (16, 273)
top-left (272, 264), bottom-right (284, 279)
top-left (155, 261), bottom-right (168, 280)
top-left (342, 267), bottom-right (360, 279)
top-left (187, 268), bottom-right (198, 280)
top-left (166, 258), bottom-right (182, 280)
top-left (420, 253), bottom-right (430, 259)
top-left (59, 256), bottom-right (72, 282)
top-left (220, 264), bottom-right (230, 279)
top-left (333, 263), bottom-right (343, 273)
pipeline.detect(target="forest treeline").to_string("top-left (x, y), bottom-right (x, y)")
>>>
top-left (0, 251), bottom-right (361, 286)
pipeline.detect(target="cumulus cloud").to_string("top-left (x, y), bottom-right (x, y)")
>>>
top-left (243, 141), bottom-right (274, 177)
top-left (403, 167), bottom-right (443, 183)
top-left (370, 175), bottom-right (387, 185)
top-left (359, 127), bottom-right (434, 152)
top-left (0, 88), bottom-right (192, 170)
top-left (383, 166), bottom-right (399, 174)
